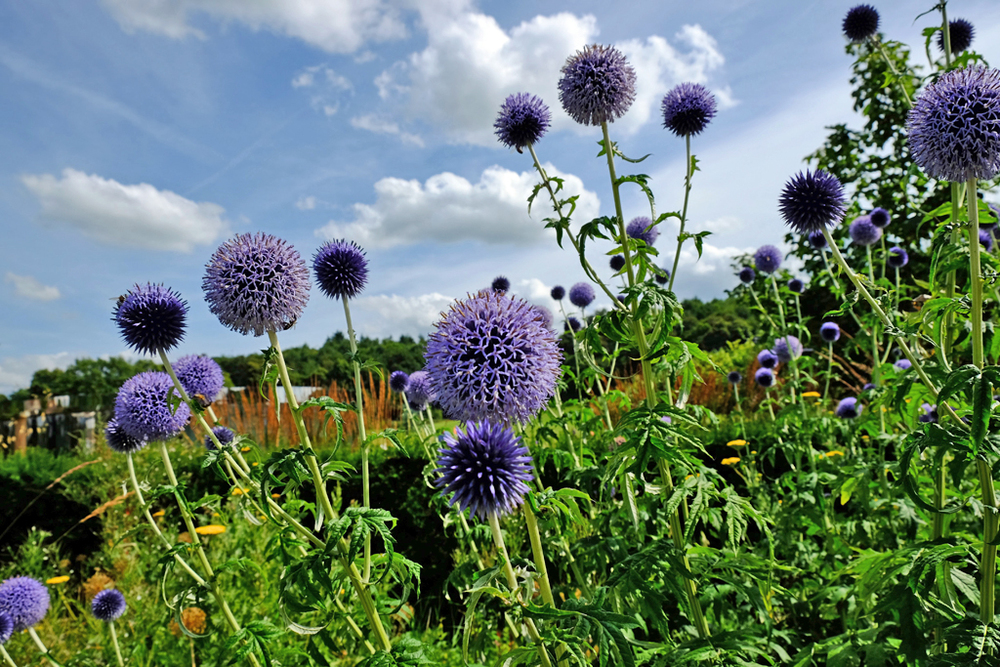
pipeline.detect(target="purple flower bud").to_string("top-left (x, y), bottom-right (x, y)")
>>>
top-left (739, 266), bottom-right (756, 284)
top-left (787, 278), bottom-right (805, 294)
top-left (808, 231), bottom-right (828, 249)
top-left (754, 245), bottom-right (782, 274)
top-left (887, 246), bottom-right (909, 268)
top-left (820, 322), bottom-right (841, 343)
top-left (494, 93), bottom-right (551, 150)
top-left (755, 368), bottom-right (774, 388)
top-left (389, 371), bottom-right (409, 394)
top-left (849, 216), bottom-right (881, 246)
top-left (836, 397), bottom-right (862, 419)
top-left (779, 170), bottom-right (846, 235)
top-left (205, 426), bottom-right (234, 451)
top-left (869, 207), bottom-right (890, 228)
top-left (937, 19), bottom-right (974, 55)
top-left (757, 350), bottom-right (778, 369)
top-left (727, 371), bottom-right (742, 385)
top-left (404, 370), bottom-right (435, 412)
top-left (569, 282), bottom-right (596, 309)
top-left (491, 276), bottom-right (510, 293)
top-left (610, 255), bottom-right (625, 272)
top-left (91, 589), bottom-right (127, 622)
top-left (0, 577), bottom-right (49, 631)
top-left (843, 5), bottom-right (879, 42)
top-left (626, 216), bottom-right (659, 247)
top-left (661, 83), bottom-right (717, 137)
top-left (313, 239), bottom-right (368, 300)
top-left (104, 417), bottom-right (146, 455)
top-left (550, 285), bottom-right (565, 301)
top-left (174, 355), bottom-right (224, 403)
top-left (895, 359), bottom-right (912, 371)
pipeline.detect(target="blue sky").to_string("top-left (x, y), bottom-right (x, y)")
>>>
top-left (2, 0), bottom-right (1000, 394)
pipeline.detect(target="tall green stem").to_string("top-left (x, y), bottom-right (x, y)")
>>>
top-left (342, 297), bottom-right (372, 581)
top-left (523, 503), bottom-right (557, 609)
top-left (770, 275), bottom-right (799, 405)
top-left (749, 285), bottom-right (778, 330)
top-left (27, 628), bottom-right (59, 667)
top-left (0, 645), bottom-right (18, 667)
top-left (969, 180), bottom-right (984, 369)
top-left (109, 621), bottom-right (125, 667)
top-left (667, 135), bottom-right (692, 293)
top-left (944, 183), bottom-right (962, 365)
top-left (823, 343), bottom-right (834, 401)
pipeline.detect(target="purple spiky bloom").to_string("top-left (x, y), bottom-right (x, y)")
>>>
top-left (908, 67), bottom-right (1000, 184)
top-left (550, 285), bottom-right (565, 301)
top-left (755, 368), bottom-right (774, 388)
top-left (754, 245), bottom-right (782, 274)
top-left (610, 255), bottom-right (625, 272)
top-left (808, 230), bottom-right (828, 249)
top-left (661, 83), bottom-right (717, 137)
top-left (495, 93), bottom-right (552, 150)
top-left (173, 355), bottom-right (224, 403)
top-left (887, 247), bottom-right (909, 268)
top-left (727, 371), bottom-right (742, 385)
top-left (626, 216), bottom-right (659, 246)
top-left (0, 577), bottom-right (49, 632)
top-left (565, 316), bottom-right (582, 332)
top-left (820, 322), bottom-right (841, 343)
top-left (114, 371), bottom-right (190, 443)
top-left (104, 417), bottom-right (146, 455)
top-left (757, 350), bottom-right (778, 369)
top-left (843, 5), bottom-right (879, 42)
top-left (980, 229), bottom-right (995, 252)
top-left (869, 207), bottom-right (890, 228)
top-left (863, 383), bottom-right (876, 392)
top-left (836, 397), bottom-right (862, 419)
top-left (739, 266), bottom-right (756, 284)
top-left (113, 283), bottom-right (188, 356)
top-left (788, 278), bottom-right (805, 293)
top-left (205, 426), bottom-right (234, 451)
top-left (895, 359), bottom-right (912, 370)
top-left (91, 589), bottom-right (126, 622)
top-left (773, 335), bottom-right (802, 363)
top-left (389, 370), bottom-right (409, 393)
top-left (313, 239), bottom-right (368, 300)
top-left (569, 282), bottom-right (596, 309)
top-left (533, 305), bottom-right (554, 330)
top-left (203, 232), bottom-right (310, 337)
top-left (655, 267), bottom-right (670, 285)
top-left (779, 170), bottom-right (847, 235)
top-left (849, 216), bottom-right (881, 246)
top-left (435, 420), bottom-right (534, 519)
top-left (938, 19), bottom-right (974, 55)
top-left (425, 290), bottom-right (561, 424)
top-left (404, 370), bottom-right (435, 412)
top-left (0, 611), bottom-right (11, 644)
top-left (558, 44), bottom-right (636, 126)
top-left (492, 276), bottom-right (510, 292)
top-left (919, 403), bottom-right (939, 424)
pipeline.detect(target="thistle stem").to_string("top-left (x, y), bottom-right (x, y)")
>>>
top-left (749, 285), bottom-right (778, 330)
top-left (27, 628), bottom-right (59, 667)
top-left (969, 179), bottom-right (985, 370)
top-left (0, 645), bottom-right (18, 667)
top-left (667, 134), bottom-right (693, 293)
top-left (943, 183), bottom-right (962, 365)
top-left (109, 621), bottom-right (125, 667)
top-left (770, 275), bottom-right (799, 405)
top-left (342, 297), bottom-right (372, 582)
top-left (823, 343), bottom-right (833, 401)
top-left (523, 503), bottom-right (557, 608)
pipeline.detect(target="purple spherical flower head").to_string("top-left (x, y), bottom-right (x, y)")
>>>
top-left (895, 359), bottom-right (912, 371)
top-left (738, 266), bottom-right (756, 284)
top-left (626, 216), bottom-right (659, 246)
top-left (404, 370), bottom-right (435, 412)
top-left (0, 611), bottom-right (11, 645)
top-left (820, 322), bottom-right (841, 343)
top-left (204, 233), bottom-right (310, 337)
top-left (568, 282), bottom-right (595, 309)
top-left (938, 19), bottom-right (974, 55)
top-left (757, 349), bottom-right (778, 369)
top-left (907, 67), bottom-right (1000, 184)
top-left (862, 382), bottom-right (876, 392)
top-left (435, 420), bottom-right (534, 520)
top-left (754, 245), bottom-right (782, 274)
top-left (727, 370), bottom-right (742, 385)
top-left (654, 267), bottom-right (670, 285)
top-left (808, 230), bottom-right (828, 250)
top-left (565, 316), bottom-right (582, 332)
top-left (755, 367), bottom-right (774, 388)
top-left (661, 83), bottom-right (717, 137)
top-left (849, 216), bottom-right (881, 246)
top-left (491, 276), bottom-right (510, 293)
top-left (174, 355), bottom-right (224, 403)
top-left (869, 207), bottom-right (890, 228)
top-left (836, 397), bottom-right (862, 419)
top-left (918, 403), bottom-right (939, 424)
top-left (980, 229), bottom-right (995, 252)
top-left (104, 417), bottom-right (146, 455)
top-left (425, 290), bottom-right (561, 424)
top-left (113, 283), bottom-right (188, 356)
top-left (533, 305), bottom-right (554, 330)
top-left (314, 239), bottom-right (368, 300)
top-left (389, 370), bottom-right (409, 394)
top-left (205, 425), bottom-right (234, 451)
top-left (843, 4), bottom-right (879, 42)
top-left (0, 577), bottom-right (49, 632)
top-left (494, 92), bottom-right (552, 150)
top-left (773, 335), bottom-right (803, 363)
top-left (788, 278), bottom-right (805, 294)
top-left (114, 371), bottom-right (190, 443)
top-left (550, 285), bottom-right (565, 301)
top-left (887, 247), bottom-right (909, 268)
top-left (779, 170), bottom-right (847, 235)
top-left (609, 255), bottom-right (625, 272)
top-left (558, 44), bottom-right (636, 127)
top-left (91, 589), bottom-right (127, 622)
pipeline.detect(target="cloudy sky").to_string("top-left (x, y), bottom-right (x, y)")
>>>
top-left (2, 0), bottom-right (1000, 394)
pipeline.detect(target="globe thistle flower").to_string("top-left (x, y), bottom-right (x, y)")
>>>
top-left (820, 322), bottom-right (841, 343)
top-left (757, 349), bottom-right (778, 369)
top-left (434, 420), bottom-right (534, 519)
top-left (727, 371), bottom-right (742, 385)
top-left (755, 368), bottom-right (774, 388)
top-left (313, 239), bottom-right (368, 300)
top-left (887, 247), bottom-right (909, 268)
top-left (842, 4), bottom-right (879, 42)
top-left (937, 19), bottom-right (975, 55)
top-left (626, 216), bottom-right (659, 246)
top-left (754, 245), bottom-right (783, 274)
top-left (533, 305), bottom-right (554, 330)
top-left (836, 397), bottom-right (862, 419)
top-left (565, 316), bottom-right (582, 332)
top-left (104, 417), bottom-right (146, 455)
top-left (91, 589), bottom-right (126, 622)
top-left (205, 426), bottom-right (234, 451)
top-left (114, 371), bottom-right (191, 444)
top-left (907, 67), bottom-right (1000, 184)
top-left (491, 276), bottom-right (510, 293)
top-left (0, 577), bottom-right (50, 631)
top-left (0, 611), bottom-right (11, 644)
top-left (895, 359), bottom-right (912, 370)
top-left (426, 291), bottom-right (561, 424)
top-left (494, 92), bottom-right (552, 150)
top-left (203, 233), bottom-right (310, 337)
top-left (862, 383), bottom-right (876, 392)
top-left (558, 44), bottom-right (636, 126)
top-left (738, 266), bottom-right (756, 284)
top-left (661, 83), bottom-right (717, 137)
top-left (389, 370), bottom-right (409, 393)
top-left (568, 282), bottom-right (596, 309)
top-left (981, 229), bottom-right (995, 252)
top-left (808, 230), bottom-right (828, 250)
top-left (610, 255), bottom-right (625, 272)
top-left (773, 335), bottom-right (803, 363)
top-left (113, 283), bottom-right (188, 356)
top-left (787, 278), bottom-right (805, 294)
top-left (654, 267), bottom-right (670, 285)
top-left (849, 216), bottom-right (882, 246)
top-left (550, 285), bottom-right (565, 301)
top-left (918, 403), bottom-right (939, 424)
top-left (869, 207), bottom-right (890, 228)
top-left (173, 355), bottom-right (225, 404)
top-left (778, 170), bottom-right (847, 235)
top-left (404, 370), bottom-right (435, 412)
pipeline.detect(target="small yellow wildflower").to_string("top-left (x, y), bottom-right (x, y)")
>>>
top-left (802, 391), bottom-right (821, 398)
top-left (152, 509), bottom-right (165, 518)
top-left (721, 457), bottom-right (741, 466)
top-left (826, 450), bottom-right (845, 458)
top-left (241, 446), bottom-right (251, 452)
top-left (45, 575), bottom-right (70, 585)
top-left (271, 493), bottom-right (281, 499)
top-left (231, 488), bottom-right (250, 496)
top-left (726, 439), bottom-right (747, 447)
top-left (194, 525), bottom-right (226, 536)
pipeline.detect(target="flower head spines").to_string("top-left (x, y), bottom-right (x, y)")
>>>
top-left (104, 418), bottom-right (146, 455)
top-left (654, 267), bottom-right (670, 284)
top-left (491, 276), bottom-right (510, 293)
top-left (495, 93), bottom-right (552, 150)
top-left (313, 239), bottom-right (368, 300)
top-left (113, 283), bottom-right (188, 356)
top-left (389, 371), bottom-right (409, 393)
top-left (0, 611), bottom-right (11, 644)
top-left (91, 589), bottom-right (127, 622)
top-left (568, 282), bottom-right (596, 309)
top-left (661, 83), bottom-right (717, 137)
top-left (754, 245), bottom-right (783, 274)
top-left (738, 266), bottom-right (756, 284)
top-left (820, 322), bottom-right (841, 343)
top-left (887, 246), bottom-right (909, 268)
top-left (773, 335), bottom-right (803, 363)
top-left (114, 371), bottom-right (190, 443)
top-left (836, 397), bottom-right (862, 418)
top-left (869, 207), bottom-right (890, 228)
top-left (0, 577), bottom-right (50, 631)
top-left (938, 19), bottom-right (974, 54)
top-left (205, 426), bottom-right (235, 451)
top-left (757, 350), bottom-right (778, 369)
top-left (843, 5), bottom-right (880, 42)
top-left (533, 305), bottom-right (554, 330)
top-left (755, 368), bottom-right (774, 388)
top-left (558, 44), bottom-right (637, 126)
top-left (779, 170), bottom-right (847, 235)
top-left (565, 316), bottom-right (582, 332)
top-left (609, 255), bottom-right (625, 272)
top-left (849, 216), bottom-right (882, 246)
top-left (404, 370), bottom-right (435, 412)
top-left (174, 355), bottom-right (225, 403)
top-left (626, 216), bottom-right (659, 246)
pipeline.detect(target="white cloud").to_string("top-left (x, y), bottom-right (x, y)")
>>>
top-left (100, 0), bottom-right (407, 53)
top-left (350, 114), bottom-right (424, 146)
top-left (0, 352), bottom-right (75, 395)
top-left (292, 71), bottom-right (315, 88)
top-left (292, 65), bottom-right (353, 117)
top-left (296, 195), bottom-right (317, 210)
top-left (354, 292), bottom-right (455, 338)
top-left (21, 168), bottom-right (230, 253)
top-left (515, 278), bottom-right (552, 302)
top-left (5, 273), bottom-right (60, 301)
top-left (315, 163), bottom-right (599, 248)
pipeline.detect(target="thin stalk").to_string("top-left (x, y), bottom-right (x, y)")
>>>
top-left (875, 39), bottom-right (913, 105)
top-left (823, 343), bottom-right (834, 401)
top-left (27, 628), bottom-right (59, 667)
top-left (770, 275), bottom-right (799, 405)
top-left (969, 179), bottom-right (985, 369)
top-left (0, 645), bottom-right (18, 667)
top-left (879, 235), bottom-right (888, 282)
top-left (749, 286), bottom-right (778, 330)
top-left (944, 183), bottom-right (962, 364)
top-left (109, 621), bottom-right (125, 667)
top-left (667, 135), bottom-right (693, 293)
top-left (523, 503), bottom-right (557, 608)
top-left (342, 297), bottom-right (372, 582)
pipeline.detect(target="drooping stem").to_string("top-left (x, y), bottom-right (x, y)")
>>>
top-left (667, 135), bottom-right (693, 293)
top-left (342, 297), bottom-right (372, 581)
top-left (109, 621), bottom-right (125, 667)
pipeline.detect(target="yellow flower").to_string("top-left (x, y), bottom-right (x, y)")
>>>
top-left (194, 525), bottom-right (226, 536)
top-left (152, 509), bottom-right (165, 518)
top-left (726, 439), bottom-right (747, 447)
top-left (802, 391), bottom-right (821, 398)
top-left (721, 457), bottom-right (741, 466)
top-left (231, 488), bottom-right (250, 496)
top-left (241, 446), bottom-right (252, 452)
top-left (826, 450), bottom-right (845, 458)
top-left (45, 575), bottom-right (70, 585)
top-left (271, 493), bottom-right (281, 499)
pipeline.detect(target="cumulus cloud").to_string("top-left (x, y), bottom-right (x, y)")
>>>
top-left (21, 168), bottom-right (230, 253)
top-left (296, 196), bottom-right (317, 210)
top-left (0, 352), bottom-right (75, 395)
top-left (100, 0), bottom-right (407, 53)
top-left (354, 292), bottom-right (454, 338)
top-left (350, 114), bottom-right (424, 147)
top-left (5, 273), bottom-right (60, 301)
top-left (315, 163), bottom-right (599, 248)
